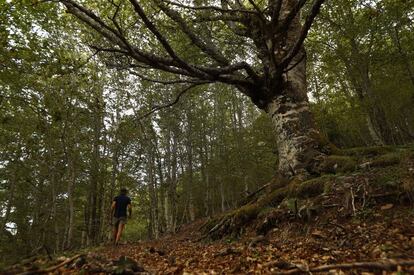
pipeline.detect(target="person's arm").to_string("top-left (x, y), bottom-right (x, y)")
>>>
top-left (128, 201), bottom-right (132, 219)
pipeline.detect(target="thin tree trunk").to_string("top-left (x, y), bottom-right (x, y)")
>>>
top-left (148, 147), bottom-right (158, 239)
top-left (2, 171), bottom-right (15, 231)
top-left (88, 96), bottom-right (103, 244)
top-left (185, 110), bottom-right (195, 222)
top-left (66, 159), bottom-right (75, 249)
top-left (169, 133), bottom-right (178, 232)
top-left (156, 150), bottom-right (166, 234)
top-left (219, 177), bottom-right (226, 212)
top-left (365, 114), bottom-right (384, 146)
top-left (51, 179), bottom-right (59, 253)
top-left (165, 129), bottom-right (178, 233)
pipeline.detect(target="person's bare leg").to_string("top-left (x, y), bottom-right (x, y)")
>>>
top-left (115, 223), bottom-right (125, 245)
top-left (113, 224), bottom-right (118, 245)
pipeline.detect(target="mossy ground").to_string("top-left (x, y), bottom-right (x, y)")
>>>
top-left (204, 145), bottom-right (414, 240)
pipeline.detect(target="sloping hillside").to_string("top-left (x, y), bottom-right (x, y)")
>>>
top-left (3, 147), bottom-right (414, 274)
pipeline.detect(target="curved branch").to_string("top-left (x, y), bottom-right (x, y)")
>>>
top-left (128, 70), bottom-right (205, 85)
top-left (59, 0), bottom-right (256, 87)
top-left (136, 82), bottom-right (210, 120)
top-left (283, 52), bottom-right (306, 73)
top-left (163, 0), bottom-right (258, 14)
top-left (128, 0), bottom-right (208, 78)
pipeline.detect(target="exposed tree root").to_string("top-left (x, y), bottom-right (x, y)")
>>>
top-left (205, 180), bottom-right (299, 239)
top-left (18, 254), bottom-right (83, 275)
top-left (274, 259), bottom-right (414, 274)
top-left (204, 148), bottom-right (414, 240)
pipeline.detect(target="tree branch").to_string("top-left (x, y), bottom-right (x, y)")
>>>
top-left (59, 1), bottom-right (257, 87)
top-left (191, 14), bottom-right (245, 23)
top-left (270, 0), bottom-right (283, 25)
top-left (61, 0), bottom-right (128, 48)
top-left (155, 0), bottom-right (230, 65)
top-left (128, 0), bottom-right (208, 78)
top-left (276, 0), bottom-right (308, 34)
top-left (247, 0), bottom-right (267, 22)
top-left (20, 254), bottom-right (83, 275)
top-left (163, 0), bottom-right (258, 14)
top-left (275, 259), bottom-right (414, 274)
top-left (136, 82), bottom-right (210, 120)
top-left (279, 0), bottom-right (325, 69)
top-left (128, 70), bottom-right (206, 85)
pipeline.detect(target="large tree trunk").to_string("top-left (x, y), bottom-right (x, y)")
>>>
top-left (265, 79), bottom-right (323, 178)
top-left (245, 0), bottom-right (328, 179)
top-left (264, 20), bottom-right (325, 178)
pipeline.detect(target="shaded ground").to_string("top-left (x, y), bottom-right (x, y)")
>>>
top-left (96, 206), bottom-right (414, 274)
top-left (5, 209), bottom-right (414, 274)
top-left (4, 146), bottom-right (414, 274)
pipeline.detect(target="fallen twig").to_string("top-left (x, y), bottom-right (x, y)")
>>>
top-left (350, 187), bottom-right (356, 215)
top-left (19, 254), bottom-right (83, 275)
top-left (274, 259), bottom-right (414, 274)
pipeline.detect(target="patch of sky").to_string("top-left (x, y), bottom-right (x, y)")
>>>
top-left (5, 222), bottom-right (17, 235)
top-left (57, 193), bottom-right (69, 199)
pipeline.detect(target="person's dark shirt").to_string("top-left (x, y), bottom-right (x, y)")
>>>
top-left (113, 194), bottom-right (131, 218)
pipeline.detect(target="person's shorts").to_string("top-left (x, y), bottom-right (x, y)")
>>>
top-left (113, 216), bottom-right (127, 227)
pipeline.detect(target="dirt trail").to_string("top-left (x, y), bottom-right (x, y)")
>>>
top-left (95, 207), bottom-right (414, 274)
top-left (4, 206), bottom-right (414, 274)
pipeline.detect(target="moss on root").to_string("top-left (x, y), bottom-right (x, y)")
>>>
top-left (204, 149), bottom-right (414, 240)
top-left (204, 175), bottom-right (337, 239)
top-left (232, 204), bottom-right (261, 226)
top-left (369, 152), bottom-right (402, 168)
top-left (288, 175), bottom-right (335, 198)
top-left (310, 131), bottom-right (342, 155)
top-left (342, 146), bottom-right (395, 157)
top-left (318, 155), bottom-right (357, 174)
top-left (257, 186), bottom-right (289, 208)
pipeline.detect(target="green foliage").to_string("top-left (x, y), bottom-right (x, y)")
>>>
top-left (308, 0), bottom-right (414, 147)
top-left (1, 0), bottom-right (414, 264)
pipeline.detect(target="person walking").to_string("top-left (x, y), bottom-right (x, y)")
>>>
top-left (111, 188), bottom-right (132, 245)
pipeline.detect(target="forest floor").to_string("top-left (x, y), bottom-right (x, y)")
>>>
top-left (97, 207), bottom-right (414, 274)
top-left (7, 202), bottom-right (414, 274)
top-left (4, 147), bottom-right (414, 274)
top-left (96, 207), bottom-right (414, 274)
